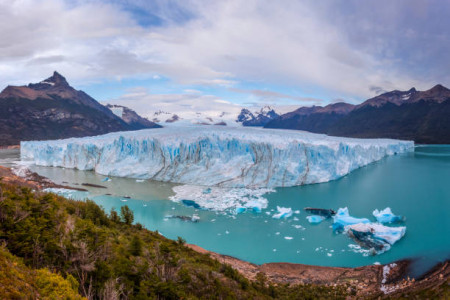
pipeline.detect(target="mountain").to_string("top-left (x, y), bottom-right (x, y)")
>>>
top-left (236, 106), bottom-right (280, 126)
top-left (105, 104), bottom-right (161, 130)
top-left (265, 85), bottom-right (450, 144)
top-left (147, 106), bottom-right (282, 127)
top-left (265, 102), bottom-right (354, 133)
top-left (0, 72), bottom-right (160, 146)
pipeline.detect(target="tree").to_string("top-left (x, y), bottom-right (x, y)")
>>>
top-left (120, 206), bottom-right (134, 225)
top-left (109, 208), bottom-right (120, 223)
top-left (129, 235), bottom-right (143, 256)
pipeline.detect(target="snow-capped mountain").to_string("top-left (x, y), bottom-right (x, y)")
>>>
top-left (146, 105), bottom-right (284, 127)
top-left (236, 106), bottom-right (280, 126)
top-left (105, 104), bottom-right (160, 130)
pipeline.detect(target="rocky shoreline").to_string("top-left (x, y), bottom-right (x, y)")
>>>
top-left (1, 165), bottom-right (448, 298)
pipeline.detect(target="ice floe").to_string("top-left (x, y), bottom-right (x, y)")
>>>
top-left (272, 206), bottom-right (293, 219)
top-left (346, 223), bottom-right (406, 254)
top-left (332, 207), bottom-right (370, 231)
top-left (373, 207), bottom-right (405, 223)
top-left (306, 215), bottom-right (325, 224)
top-left (170, 185), bottom-right (273, 212)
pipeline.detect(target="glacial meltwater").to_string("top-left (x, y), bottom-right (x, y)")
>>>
top-left (1, 145), bottom-right (449, 277)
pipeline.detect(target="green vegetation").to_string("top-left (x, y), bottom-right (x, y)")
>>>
top-left (0, 181), bottom-right (350, 299)
top-left (0, 246), bottom-right (83, 299)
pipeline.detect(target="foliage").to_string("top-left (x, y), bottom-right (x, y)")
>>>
top-left (0, 182), bottom-right (349, 299)
top-left (0, 246), bottom-right (83, 299)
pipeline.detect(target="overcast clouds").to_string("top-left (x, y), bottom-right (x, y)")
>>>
top-left (0, 0), bottom-right (449, 115)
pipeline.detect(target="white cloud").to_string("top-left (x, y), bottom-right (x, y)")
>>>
top-left (104, 87), bottom-right (242, 120)
top-left (0, 0), bottom-right (448, 103)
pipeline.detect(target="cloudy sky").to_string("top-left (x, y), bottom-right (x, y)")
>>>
top-left (1, 0), bottom-right (449, 117)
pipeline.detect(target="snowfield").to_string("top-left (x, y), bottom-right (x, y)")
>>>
top-left (20, 126), bottom-right (414, 188)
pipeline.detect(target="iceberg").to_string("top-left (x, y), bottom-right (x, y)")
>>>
top-left (373, 207), bottom-right (405, 223)
top-left (306, 215), bottom-right (325, 224)
top-left (332, 207), bottom-right (370, 231)
top-left (171, 185), bottom-right (272, 212)
top-left (346, 223), bottom-right (406, 254)
top-left (272, 206), bottom-right (293, 219)
top-left (20, 126), bottom-right (414, 188)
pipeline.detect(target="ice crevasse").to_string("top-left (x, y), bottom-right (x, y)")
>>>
top-left (20, 126), bottom-right (414, 188)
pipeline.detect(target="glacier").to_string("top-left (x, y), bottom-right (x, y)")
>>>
top-left (20, 126), bottom-right (414, 188)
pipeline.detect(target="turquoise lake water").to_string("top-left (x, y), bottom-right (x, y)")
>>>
top-left (1, 145), bottom-right (449, 277)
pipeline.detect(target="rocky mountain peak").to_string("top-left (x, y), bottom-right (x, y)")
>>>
top-left (28, 71), bottom-right (69, 90)
top-left (429, 84), bottom-right (449, 93)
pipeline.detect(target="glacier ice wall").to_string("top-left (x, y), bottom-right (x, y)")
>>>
top-left (20, 126), bottom-right (414, 188)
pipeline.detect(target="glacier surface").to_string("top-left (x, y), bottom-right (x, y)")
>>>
top-left (20, 126), bottom-right (414, 188)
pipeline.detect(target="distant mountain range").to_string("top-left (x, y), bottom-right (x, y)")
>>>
top-left (148, 106), bottom-right (281, 127)
top-left (265, 84), bottom-right (450, 144)
top-left (1, 71), bottom-right (448, 145)
top-left (0, 72), bottom-right (160, 146)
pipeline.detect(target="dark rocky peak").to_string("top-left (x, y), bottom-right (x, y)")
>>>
top-left (28, 71), bottom-right (70, 90)
top-left (236, 108), bottom-right (254, 123)
top-left (411, 84), bottom-right (450, 103)
top-left (428, 84), bottom-right (449, 93)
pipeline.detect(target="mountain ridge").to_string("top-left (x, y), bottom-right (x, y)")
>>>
top-left (265, 85), bottom-right (450, 143)
top-left (0, 71), bottom-right (160, 146)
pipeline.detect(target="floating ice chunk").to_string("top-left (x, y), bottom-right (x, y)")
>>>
top-left (181, 200), bottom-right (201, 209)
top-left (101, 177), bottom-right (111, 182)
top-left (272, 206), bottom-right (293, 219)
top-left (284, 236), bottom-right (293, 240)
top-left (235, 207), bottom-right (246, 214)
top-left (44, 188), bottom-right (89, 200)
top-left (21, 126), bottom-right (414, 188)
top-left (327, 253), bottom-right (332, 257)
top-left (136, 179), bottom-right (145, 182)
top-left (244, 200), bottom-right (264, 213)
top-left (306, 215), bottom-right (325, 224)
top-left (332, 207), bottom-right (370, 231)
top-left (373, 207), bottom-right (404, 223)
top-left (294, 210), bottom-right (300, 214)
top-left (346, 223), bottom-right (406, 254)
top-left (170, 185), bottom-right (272, 212)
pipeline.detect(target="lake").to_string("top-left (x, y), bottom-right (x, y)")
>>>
top-left (1, 145), bottom-right (449, 277)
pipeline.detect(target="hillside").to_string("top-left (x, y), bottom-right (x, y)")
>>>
top-left (265, 85), bottom-right (450, 144)
top-left (0, 177), bottom-right (348, 299)
top-left (0, 72), bottom-right (160, 146)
